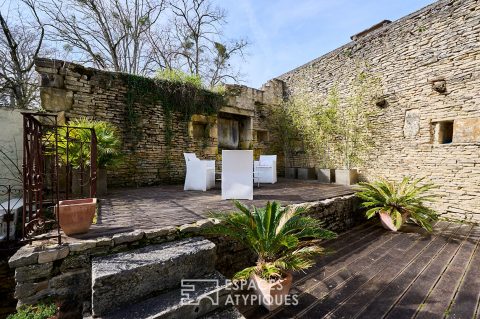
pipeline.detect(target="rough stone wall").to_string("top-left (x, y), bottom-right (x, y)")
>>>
top-left (273, 0), bottom-right (480, 221)
top-left (7, 195), bottom-right (360, 311)
top-left (36, 58), bottom-right (219, 187)
top-left (35, 58), bottom-right (281, 187)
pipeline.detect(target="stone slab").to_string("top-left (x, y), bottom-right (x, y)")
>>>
top-left (91, 237), bottom-right (216, 316)
top-left (96, 271), bottom-right (229, 319)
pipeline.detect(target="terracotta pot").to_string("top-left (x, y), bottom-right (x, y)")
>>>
top-left (379, 211), bottom-right (408, 232)
top-left (251, 273), bottom-right (293, 311)
top-left (57, 198), bottom-right (96, 236)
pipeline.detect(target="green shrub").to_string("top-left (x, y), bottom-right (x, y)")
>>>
top-left (7, 302), bottom-right (57, 319)
top-left (155, 69), bottom-right (203, 89)
top-left (51, 118), bottom-right (122, 169)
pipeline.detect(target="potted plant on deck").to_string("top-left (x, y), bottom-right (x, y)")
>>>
top-left (355, 177), bottom-right (439, 232)
top-left (205, 201), bottom-right (336, 311)
top-left (56, 118), bottom-right (122, 196)
top-left (331, 68), bottom-right (382, 186)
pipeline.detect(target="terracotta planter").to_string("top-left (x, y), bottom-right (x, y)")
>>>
top-left (379, 211), bottom-right (408, 231)
top-left (251, 273), bottom-right (293, 311)
top-left (57, 198), bottom-right (96, 236)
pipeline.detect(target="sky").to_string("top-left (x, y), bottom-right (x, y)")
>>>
top-left (214, 0), bottom-right (437, 88)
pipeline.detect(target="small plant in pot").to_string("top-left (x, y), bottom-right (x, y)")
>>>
top-left (356, 177), bottom-right (439, 232)
top-left (205, 201), bottom-right (336, 311)
top-left (55, 118), bottom-right (122, 196)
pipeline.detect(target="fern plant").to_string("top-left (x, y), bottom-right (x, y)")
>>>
top-left (356, 177), bottom-right (438, 232)
top-left (205, 201), bottom-right (336, 280)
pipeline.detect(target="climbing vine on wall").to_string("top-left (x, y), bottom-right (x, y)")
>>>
top-left (123, 74), bottom-right (224, 149)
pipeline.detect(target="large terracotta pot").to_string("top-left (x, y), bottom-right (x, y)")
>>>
top-left (57, 198), bottom-right (96, 236)
top-left (251, 273), bottom-right (293, 311)
top-left (379, 211), bottom-right (408, 232)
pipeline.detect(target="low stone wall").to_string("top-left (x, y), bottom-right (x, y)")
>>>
top-left (7, 195), bottom-right (360, 313)
top-left (0, 251), bottom-right (17, 319)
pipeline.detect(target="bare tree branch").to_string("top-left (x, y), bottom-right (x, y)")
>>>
top-left (0, 0), bottom-right (44, 108)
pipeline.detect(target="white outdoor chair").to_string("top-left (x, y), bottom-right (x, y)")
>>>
top-left (222, 150), bottom-right (253, 200)
top-left (254, 155), bottom-right (277, 184)
top-left (183, 153), bottom-right (215, 191)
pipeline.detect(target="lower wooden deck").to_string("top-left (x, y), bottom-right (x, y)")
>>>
top-left (241, 221), bottom-right (480, 319)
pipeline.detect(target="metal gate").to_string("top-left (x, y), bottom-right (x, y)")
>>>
top-left (22, 112), bottom-right (97, 244)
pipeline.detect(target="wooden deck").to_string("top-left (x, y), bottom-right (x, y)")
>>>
top-left (241, 221), bottom-right (480, 319)
top-left (78, 179), bottom-right (353, 239)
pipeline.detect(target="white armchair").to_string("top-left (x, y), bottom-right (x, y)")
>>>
top-left (254, 155), bottom-right (277, 184)
top-left (183, 153), bottom-right (215, 191)
top-left (222, 150), bottom-right (253, 200)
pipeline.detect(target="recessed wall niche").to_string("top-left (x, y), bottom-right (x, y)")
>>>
top-left (432, 120), bottom-right (454, 144)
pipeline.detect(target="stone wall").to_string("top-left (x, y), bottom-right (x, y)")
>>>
top-left (35, 58), bottom-right (281, 187)
top-left (0, 109), bottom-right (23, 187)
top-left (7, 195), bottom-right (360, 312)
top-left (272, 0), bottom-right (480, 221)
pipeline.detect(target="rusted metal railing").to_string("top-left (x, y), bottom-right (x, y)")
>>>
top-left (22, 112), bottom-right (97, 245)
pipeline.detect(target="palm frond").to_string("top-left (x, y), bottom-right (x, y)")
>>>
top-left (356, 176), bottom-right (438, 232)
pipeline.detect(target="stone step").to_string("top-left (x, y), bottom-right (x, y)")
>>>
top-left (199, 306), bottom-right (246, 319)
top-left (93, 271), bottom-right (232, 319)
top-left (91, 237), bottom-right (217, 317)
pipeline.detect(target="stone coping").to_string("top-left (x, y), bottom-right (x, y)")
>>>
top-left (8, 194), bottom-right (356, 269)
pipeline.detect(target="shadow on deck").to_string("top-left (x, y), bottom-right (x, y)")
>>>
top-left (240, 221), bottom-right (480, 319)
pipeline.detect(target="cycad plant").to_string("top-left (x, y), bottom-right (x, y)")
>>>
top-left (356, 177), bottom-right (438, 232)
top-left (205, 201), bottom-right (337, 281)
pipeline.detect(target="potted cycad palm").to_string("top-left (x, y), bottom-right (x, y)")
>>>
top-left (356, 177), bottom-right (438, 232)
top-left (206, 201), bottom-right (336, 311)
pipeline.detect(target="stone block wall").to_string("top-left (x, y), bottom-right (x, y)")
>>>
top-left (36, 58), bottom-right (220, 187)
top-left (7, 195), bottom-right (360, 311)
top-left (271, 0), bottom-right (480, 221)
top-left (35, 58), bottom-right (281, 187)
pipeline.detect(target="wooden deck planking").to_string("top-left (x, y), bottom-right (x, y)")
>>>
top-left (240, 222), bottom-right (480, 319)
top-left (326, 223), bottom-right (451, 319)
top-left (383, 224), bottom-right (472, 319)
top-left (240, 222), bottom-right (383, 318)
top-left (446, 227), bottom-right (480, 319)
top-left (271, 227), bottom-right (416, 318)
top-left (300, 225), bottom-right (440, 318)
top-left (415, 225), bottom-right (480, 319)
top-left (85, 179), bottom-right (355, 239)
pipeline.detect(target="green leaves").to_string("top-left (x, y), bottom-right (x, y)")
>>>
top-left (356, 177), bottom-right (439, 232)
top-left (7, 301), bottom-right (56, 319)
top-left (206, 201), bottom-right (336, 281)
top-left (48, 118), bottom-right (122, 169)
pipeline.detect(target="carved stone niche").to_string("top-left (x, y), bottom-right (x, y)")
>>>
top-left (428, 77), bottom-right (447, 93)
